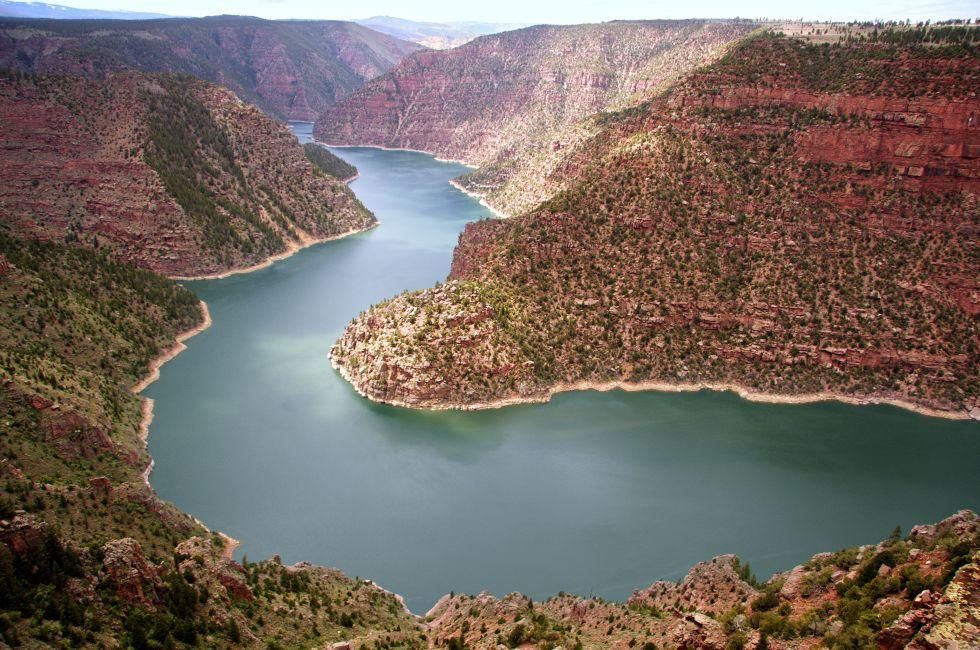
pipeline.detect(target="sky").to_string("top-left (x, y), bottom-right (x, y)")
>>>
top-left (17, 0), bottom-right (979, 23)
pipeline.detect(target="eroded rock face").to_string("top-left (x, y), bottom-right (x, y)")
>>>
top-left (333, 34), bottom-right (979, 416)
top-left (0, 71), bottom-right (376, 276)
top-left (909, 510), bottom-right (980, 548)
top-left (879, 606), bottom-right (935, 648)
top-left (176, 536), bottom-right (254, 603)
top-left (666, 611), bottom-right (728, 649)
top-left (913, 554), bottom-right (980, 648)
top-left (0, 16), bottom-right (422, 120)
top-left (40, 409), bottom-right (114, 459)
top-left (316, 21), bottom-right (757, 168)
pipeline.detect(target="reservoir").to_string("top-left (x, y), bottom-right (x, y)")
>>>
top-left (145, 123), bottom-right (980, 614)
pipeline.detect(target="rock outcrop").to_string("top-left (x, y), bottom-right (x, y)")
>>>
top-left (332, 32), bottom-right (980, 417)
top-left (0, 15), bottom-right (422, 120)
top-left (102, 538), bottom-right (162, 606)
top-left (628, 555), bottom-right (759, 615)
top-left (415, 511), bottom-right (980, 648)
top-left (0, 70), bottom-right (376, 276)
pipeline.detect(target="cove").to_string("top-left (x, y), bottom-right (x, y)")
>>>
top-left (145, 122), bottom-right (980, 614)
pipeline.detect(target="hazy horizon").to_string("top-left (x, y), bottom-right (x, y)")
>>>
top-left (2, 0), bottom-right (976, 24)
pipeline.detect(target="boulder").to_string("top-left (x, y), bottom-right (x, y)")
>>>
top-left (102, 537), bottom-right (160, 606)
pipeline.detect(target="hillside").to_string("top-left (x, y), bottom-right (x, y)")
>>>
top-left (455, 21), bottom-right (980, 216)
top-left (421, 512), bottom-right (980, 649)
top-left (304, 142), bottom-right (359, 181)
top-left (0, 69), bottom-right (376, 277)
top-left (331, 32), bottom-right (980, 418)
top-left (0, 230), bottom-right (425, 648)
top-left (0, 15), bottom-right (422, 120)
top-left (314, 20), bottom-right (758, 174)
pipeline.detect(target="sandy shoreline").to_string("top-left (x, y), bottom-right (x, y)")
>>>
top-left (219, 532), bottom-right (241, 561)
top-left (330, 351), bottom-right (973, 421)
top-left (132, 300), bottom-right (213, 395)
top-left (171, 223), bottom-right (377, 282)
top-left (448, 179), bottom-right (511, 218)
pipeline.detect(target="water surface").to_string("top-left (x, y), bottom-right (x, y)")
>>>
top-left (146, 123), bottom-right (980, 613)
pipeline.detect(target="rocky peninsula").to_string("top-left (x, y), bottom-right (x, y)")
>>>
top-left (331, 30), bottom-right (980, 419)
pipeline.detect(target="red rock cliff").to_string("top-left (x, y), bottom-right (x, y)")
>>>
top-left (315, 20), bottom-right (758, 166)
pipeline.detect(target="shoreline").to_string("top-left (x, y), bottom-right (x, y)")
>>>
top-left (316, 140), bottom-right (479, 169)
top-left (131, 300), bottom-right (213, 487)
top-left (447, 178), bottom-right (511, 219)
top-left (132, 247), bottom-right (419, 613)
top-left (219, 532), bottom-right (241, 561)
top-left (314, 140), bottom-right (513, 218)
top-left (170, 222), bottom-right (377, 282)
top-left (132, 300), bottom-right (213, 396)
top-left (330, 351), bottom-right (974, 421)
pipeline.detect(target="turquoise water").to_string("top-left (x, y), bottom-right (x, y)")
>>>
top-left (145, 123), bottom-right (980, 614)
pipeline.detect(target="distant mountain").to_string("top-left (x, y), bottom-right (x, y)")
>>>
top-left (0, 0), bottom-right (171, 20)
top-left (355, 15), bottom-right (526, 49)
top-left (0, 15), bottom-right (423, 120)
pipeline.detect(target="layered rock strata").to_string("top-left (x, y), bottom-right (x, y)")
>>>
top-left (332, 33), bottom-right (980, 417)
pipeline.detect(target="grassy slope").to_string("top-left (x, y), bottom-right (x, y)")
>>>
top-left (140, 73), bottom-right (377, 272)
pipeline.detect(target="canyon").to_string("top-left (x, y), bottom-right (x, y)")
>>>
top-left (0, 12), bottom-right (978, 649)
top-left (1, 221), bottom-right (978, 647)
top-left (0, 69), bottom-right (376, 276)
top-left (0, 15), bottom-right (421, 120)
